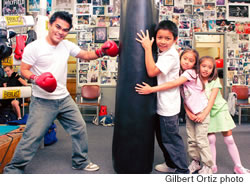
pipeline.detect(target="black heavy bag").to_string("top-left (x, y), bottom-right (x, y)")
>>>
top-left (112, 0), bottom-right (158, 174)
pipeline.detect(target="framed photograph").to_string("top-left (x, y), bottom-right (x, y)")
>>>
top-left (229, 0), bottom-right (250, 3)
top-left (93, 0), bottom-right (102, 5)
top-left (228, 5), bottom-right (249, 20)
top-left (53, 0), bottom-right (74, 13)
top-left (2, 0), bottom-right (26, 15)
top-left (102, 0), bottom-right (110, 5)
top-left (76, 0), bottom-right (91, 3)
top-left (113, 0), bottom-right (120, 15)
top-left (106, 5), bottom-right (114, 15)
top-left (75, 4), bottom-right (91, 15)
top-left (77, 15), bottom-right (90, 25)
top-left (108, 26), bottom-right (120, 39)
top-left (27, 0), bottom-right (51, 12)
top-left (164, 0), bottom-right (174, 6)
top-left (95, 27), bottom-right (107, 43)
top-left (93, 6), bottom-right (105, 15)
top-left (216, 0), bottom-right (225, 5)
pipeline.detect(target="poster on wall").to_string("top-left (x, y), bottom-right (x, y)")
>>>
top-left (27, 0), bottom-right (52, 12)
top-left (53, 0), bottom-right (74, 13)
top-left (2, 0), bottom-right (26, 16)
top-left (228, 5), bottom-right (249, 20)
top-left (228, 0), bottom-right (250, 3)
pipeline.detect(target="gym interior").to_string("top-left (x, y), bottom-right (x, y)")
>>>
top-left (0, 0), bottom-right (249, 176)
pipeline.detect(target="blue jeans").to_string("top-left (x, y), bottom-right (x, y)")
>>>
top-left (4, 95), bottom-right (90, 174)
top-left (156, 114), bottom-right (189, 174)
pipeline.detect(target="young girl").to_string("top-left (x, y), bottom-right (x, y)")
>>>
top-left (135, 49), bottom-right (213, 174)
top-left (188, 56), bottom-right (250, 174)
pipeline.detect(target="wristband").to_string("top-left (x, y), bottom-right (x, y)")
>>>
top-left (95, 49), bottom-right (104, 57)
top-left (29, 74), bottom-right (37, 84)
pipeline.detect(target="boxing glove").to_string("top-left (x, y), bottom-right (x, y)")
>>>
top-left (30, 72), bottom-right (57, 93)
top-left (0, 28), bottom-right (12, 60)
top-left (14, 35), bottom-right (27, 60)
top-left (95, 40), bottom-right (119, 57)
top-left (25, 30), bottom-right (37, 46)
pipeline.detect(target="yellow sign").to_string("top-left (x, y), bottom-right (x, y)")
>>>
top-left (1, 55), bottom-right (13, 66)
top-left (3, 89), bottom-right (21, 99)
top-left (4, 16), bottom-right (24, 27)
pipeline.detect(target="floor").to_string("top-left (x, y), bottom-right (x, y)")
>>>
top-left (23, 118), bottom-right (250, 174)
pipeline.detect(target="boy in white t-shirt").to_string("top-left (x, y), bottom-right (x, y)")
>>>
top-left (136, 20), bottom-right (189, 174)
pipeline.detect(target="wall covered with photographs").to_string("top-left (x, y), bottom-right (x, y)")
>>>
top-left (72, 0), bottom-right (120, 87)
top-left (1, 0), bottom-right (249, 87)
top-left (158, 0), bottom-right (249, 87)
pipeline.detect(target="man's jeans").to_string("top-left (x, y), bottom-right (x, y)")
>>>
top-left (4, 95), bottom-right (90, 174)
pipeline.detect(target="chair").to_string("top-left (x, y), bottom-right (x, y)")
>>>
top-left (76, 85), bottom-right (101, 124)
top-left (231, 85), bottom-right (250, 125)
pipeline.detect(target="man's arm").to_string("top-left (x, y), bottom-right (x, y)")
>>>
top-left (20, 62), bottom-right (33, 80)
top-left (76, 50), bottom-right (99, 61)
top-left (76, 40), bottom-right (119, 60)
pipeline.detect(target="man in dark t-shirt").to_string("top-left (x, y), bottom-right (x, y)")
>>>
top-left (1, 65), bottom-right (28, 120)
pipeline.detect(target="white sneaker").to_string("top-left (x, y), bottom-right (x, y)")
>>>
top-left (155, 162), bottom-right (176, 173)
top-left (234, 165), bottom-right (250, 174)
top-left (188, 160), bottom-right (201, 174)
top-left (72, 162), bottom-right (100, 171)
top-left (198, 165), bottom-right (213, 174)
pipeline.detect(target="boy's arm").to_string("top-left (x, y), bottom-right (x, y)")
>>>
top-left (135, 76), bottom-right (188, 94)
top-left (195, 88), bottom-right (219, 123)
top-left (136, 30), bottom-right (161, 77)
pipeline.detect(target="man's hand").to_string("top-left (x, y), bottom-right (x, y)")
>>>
top-left (95, 40), bottom-right (119, 57)
top-left (30, 72), bottom-right (57, 93)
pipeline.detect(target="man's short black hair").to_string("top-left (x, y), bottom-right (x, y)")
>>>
top-left (49, 11), bottom-right (73, 30)
top-left (154, 20), bottom-right (178, 40)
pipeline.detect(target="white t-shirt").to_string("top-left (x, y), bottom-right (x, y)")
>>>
top-left (155, 45), bottom-right (181, 116)
top-left (22, 38), bottom-right (81, 99)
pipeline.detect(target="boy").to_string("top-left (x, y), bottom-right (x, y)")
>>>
top-left (136, 20), bottom-right (189, 174)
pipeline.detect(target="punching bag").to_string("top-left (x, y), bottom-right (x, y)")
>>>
top-left (112, 0), bottom-right (158, 174)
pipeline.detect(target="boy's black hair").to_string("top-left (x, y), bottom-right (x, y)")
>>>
top-left (49, 11), bottom-right (73, 30)
top-left (154, 20), bottom-right (178, 40)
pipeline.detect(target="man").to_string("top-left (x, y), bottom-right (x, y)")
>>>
top-left (3, 65), bottom-right (28, 120)
top-left (4, 11), bottom-right (118, 174)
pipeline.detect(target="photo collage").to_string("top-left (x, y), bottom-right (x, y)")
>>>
top-left (158, 0), bottom-right (249, 86)
top-left (75, 0), bottom-right (120, 86)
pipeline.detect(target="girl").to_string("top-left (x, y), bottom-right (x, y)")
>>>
top-left (135, 49), bottom-right (213, 174)
top-left (188, 56), bottom-right (250, 174)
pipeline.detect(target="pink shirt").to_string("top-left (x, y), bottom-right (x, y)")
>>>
top-left (181, 69), bottom-right (208, 114)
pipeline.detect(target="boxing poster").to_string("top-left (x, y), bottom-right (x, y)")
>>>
top-left (2, 0), bottom-right (26, 16)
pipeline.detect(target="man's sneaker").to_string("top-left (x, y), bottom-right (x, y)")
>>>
top-left (72, 162), bottom-right (100, 171)
top-left (212, 165), bottom-right (218, 174)
top-left (234, 165), bottom-right (250, 174)
top-left (188, 160), bottom-right (201, 174)
top-left (198, 165), bottom-right (213, 174)
top-left (155, 162), bottom-right (176, 173)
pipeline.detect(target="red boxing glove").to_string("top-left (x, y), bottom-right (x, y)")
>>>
top-left (95, 40), bottom-right (119, 57)
top-left (30, 72), bottom-right (57, 93)
top-left (14, 35), bottom-right (27, 60)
